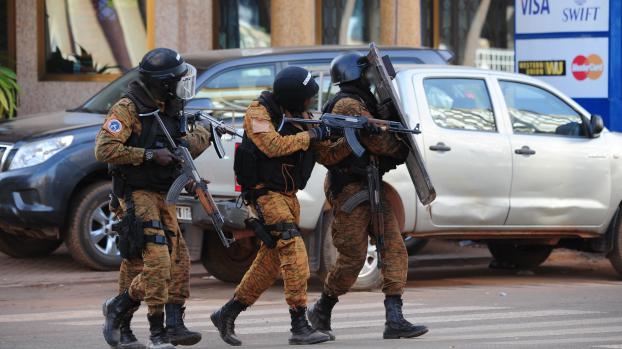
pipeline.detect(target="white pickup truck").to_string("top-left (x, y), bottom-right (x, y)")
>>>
top-left (187, 65), bottom-right (622, 288)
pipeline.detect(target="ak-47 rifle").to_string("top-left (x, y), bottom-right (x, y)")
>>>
top-left (184, 111), bottom-right (243, 159)
top-left (367, 156), bottom-right (385, 269)
top-left (152, 112), bottom-right (235, 248)
top-left (282, 113), bottom-right (420, 157)
top-left (285, 113), bottom-right (416, 269)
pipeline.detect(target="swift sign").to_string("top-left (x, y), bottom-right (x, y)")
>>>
top-left (516, 0), bottom-right (609, 34)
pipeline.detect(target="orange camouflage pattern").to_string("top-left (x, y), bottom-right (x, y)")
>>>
top-left (95, 98), bottom-right (210, 315)
top-left (233, 102), bottom-right (316, 308)
top-left (317, 96), bottom-right (409, 297)
top-left (234, 191), bottom-right (310, 308)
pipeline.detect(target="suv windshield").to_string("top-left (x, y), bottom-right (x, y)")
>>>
top-left (76, 70), bottom-right (140, 114)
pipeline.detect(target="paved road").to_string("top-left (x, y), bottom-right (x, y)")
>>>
top-left (0, 247), bottom-right (620, 349)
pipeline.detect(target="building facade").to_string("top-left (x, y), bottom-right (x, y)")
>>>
top-left (1, 0), bottom-right (421, 115)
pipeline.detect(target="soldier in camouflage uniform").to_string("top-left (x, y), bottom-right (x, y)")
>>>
top-left (97, 48), bottom-right (209, 349)
top-left (307, 52), bottom-right (429, 341)
top-left (210, 67), bottom-right (332, 346)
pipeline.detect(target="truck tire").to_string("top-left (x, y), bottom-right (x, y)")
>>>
top-left (201, 229), bottom-right (259, 283)
top-left (65, 181), bottom-right (122, 270)
top-left (487, 242), bottom-right (553, 269)
top-left (607, 211), bottom-right (622, 279)
top-left (0, 230), bottom-right (62, 258)
top-left (404, 236), bottom-right (428, 255)
top-left (318, 211), bottom-right (383, 291)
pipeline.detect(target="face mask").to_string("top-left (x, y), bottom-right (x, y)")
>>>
top-left (175, 63), bottom-right (197, 100)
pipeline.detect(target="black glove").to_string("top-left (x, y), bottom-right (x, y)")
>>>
top-left (377, 100), bottom-right (397, 119)
top-left (307, 123), bottom-right (331, 141)
top-left (147, 148), bottom-right (179, 166)
top-left (362, 121), bottom-right (382, 135)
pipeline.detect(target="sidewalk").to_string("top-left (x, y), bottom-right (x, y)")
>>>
top-left (0, 246), bottom-right (208, 288)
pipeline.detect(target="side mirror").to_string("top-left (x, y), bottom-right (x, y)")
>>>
top-left (590, 114), bottom-right (604, 137)
top-left (185, 97), bottom-right (214, 111)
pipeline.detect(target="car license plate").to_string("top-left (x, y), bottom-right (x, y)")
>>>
top-left (176, 206), bottom-right (192, 221)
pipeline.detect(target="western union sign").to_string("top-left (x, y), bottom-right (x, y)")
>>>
top-left (518, 60), bottom-right (566, 76)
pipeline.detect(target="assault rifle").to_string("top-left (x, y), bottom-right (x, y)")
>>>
top-left (282, 113), bottom-right (420, 157)
top-left (184, 111), bottom-right (243, 159)
top-left (152, 113), bottom-right (235, 248)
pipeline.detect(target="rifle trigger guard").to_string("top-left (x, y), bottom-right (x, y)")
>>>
top-left (341, 190), bottom-right (369, 214)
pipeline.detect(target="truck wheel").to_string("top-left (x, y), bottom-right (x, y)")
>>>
top-left (201, 229), bottom-right (259, 283)
top-left (607, 211), bottom-right (622, 279)
top-left (65, 181), bottom-right (121, 270)
top-left (318, 211), bottom-right (383, 291)
top-left (487, 242), bottom-right (553, 269)
top-left (404, 236), bottom-right (428, 255)
top-left (0, 230), bottom-right (62, 258)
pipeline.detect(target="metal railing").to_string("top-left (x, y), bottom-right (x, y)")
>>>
top-left (475, 48), bottom-right (515, 73)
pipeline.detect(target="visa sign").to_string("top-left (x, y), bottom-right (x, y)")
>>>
top-left (520, 0), bottom-right (551, 15)
top-left (516, 0), bottom-right (609, 34)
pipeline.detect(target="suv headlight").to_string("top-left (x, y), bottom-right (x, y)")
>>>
top-left (9, 135), bottom-right (74, 170)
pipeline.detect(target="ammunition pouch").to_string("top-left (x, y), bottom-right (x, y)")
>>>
top-left (113, 214), bottom-right (146, 260)
top-left (111, 188), bottom-right (170, 259)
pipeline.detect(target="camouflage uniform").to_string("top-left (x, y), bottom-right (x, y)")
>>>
top-left (316, 97), bottom-right (409, 297)
top-left (233, 101), bottom-right (312, 309)
top-left (95, 97), bottom-right (211, 314)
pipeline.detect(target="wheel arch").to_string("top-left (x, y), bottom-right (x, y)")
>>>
top-left (62, 168), bottom-right (110, 235)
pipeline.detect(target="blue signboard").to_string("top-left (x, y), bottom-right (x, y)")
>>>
top-left (515, 0), bottom-right (621, 131)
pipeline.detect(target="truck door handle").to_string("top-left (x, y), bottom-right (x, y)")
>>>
top-left (515, 146), bottom-right (536, 155)
top-left (429, 142), bottom-right (451, 152)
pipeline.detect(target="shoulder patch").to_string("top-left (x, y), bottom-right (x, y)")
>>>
top-left (251, 118), bottom-right (271, 133)
top-left (105, 119), bottom-right (123, 134)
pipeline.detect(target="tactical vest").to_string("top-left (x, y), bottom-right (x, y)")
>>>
top-left (323, 91), bottom-right (403, 195)
top-left (234, 91), bottom-right (315, 198)
top-left (111, 83), bottom-right (183, 193)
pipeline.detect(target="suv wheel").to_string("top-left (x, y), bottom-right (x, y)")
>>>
top-left (201, 229), bottom-right (258, 283)
top-left (318, 211), bottom-right (383, 291)
top-left (65, 181), bottom-right (121, 270)
top-left (0, 230), bottom-right (62, 258)
top-left (487, 242), bottom-right (553, 269)
top-left (607, 210), bottom-right (622, 279)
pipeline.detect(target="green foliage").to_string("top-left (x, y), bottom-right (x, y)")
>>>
top-left (0, 66), bottom-right (19, 119)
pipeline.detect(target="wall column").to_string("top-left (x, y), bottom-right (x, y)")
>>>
top-left (380, 0), bottom-right (421, 47)
top-left (270, 0), bottom-right (315, 46)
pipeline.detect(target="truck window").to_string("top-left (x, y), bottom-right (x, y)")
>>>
top-left (423, 78), bottom-right (496, 132)
top-left (499, 81), bottom-right (586, 137)
top-left (196, 64), bottom-right (276, 124)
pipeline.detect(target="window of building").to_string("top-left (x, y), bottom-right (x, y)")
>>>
top-left (321, 0), bottom-right (380, 45)
top-left (39, 0), bottom-right (153, 81)
top-left (499, 81), bottom-right (586, 137)
top-left (0, 0), bottom-right (15, 70)
top-left (421, 0), bottom-right (514, 68)
top-left (423, 78), bottom-right (496, 132)
top-left (216, 0), bottom-right (271, 49)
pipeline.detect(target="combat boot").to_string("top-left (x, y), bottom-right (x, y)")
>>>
top-left (118, 305), bottom-right (146, 349)
top-left (165, 303), bottom-right (202, 346)
top-left (103, 289), bottom-right (140, 347)
top-left (288, 307), bottom-right (331, 345)
top-left (147, 312), bottom-right (175, 349)
top-left (383, 296), bottom-right (429, 339)
top-left (210, 298), bottom-right (248, 346)
top-left (307, 292), bottom-right (338, 340)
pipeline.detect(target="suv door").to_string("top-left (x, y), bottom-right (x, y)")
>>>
top-left (416, 76), bottom-right (512, 226)
top-left (498, 80), bottom-right (611, 227)
top-left (190, 63), bottom-right (277, 196)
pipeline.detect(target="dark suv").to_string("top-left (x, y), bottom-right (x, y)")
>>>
top-left (0, 46), bottom-right (451, 273)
